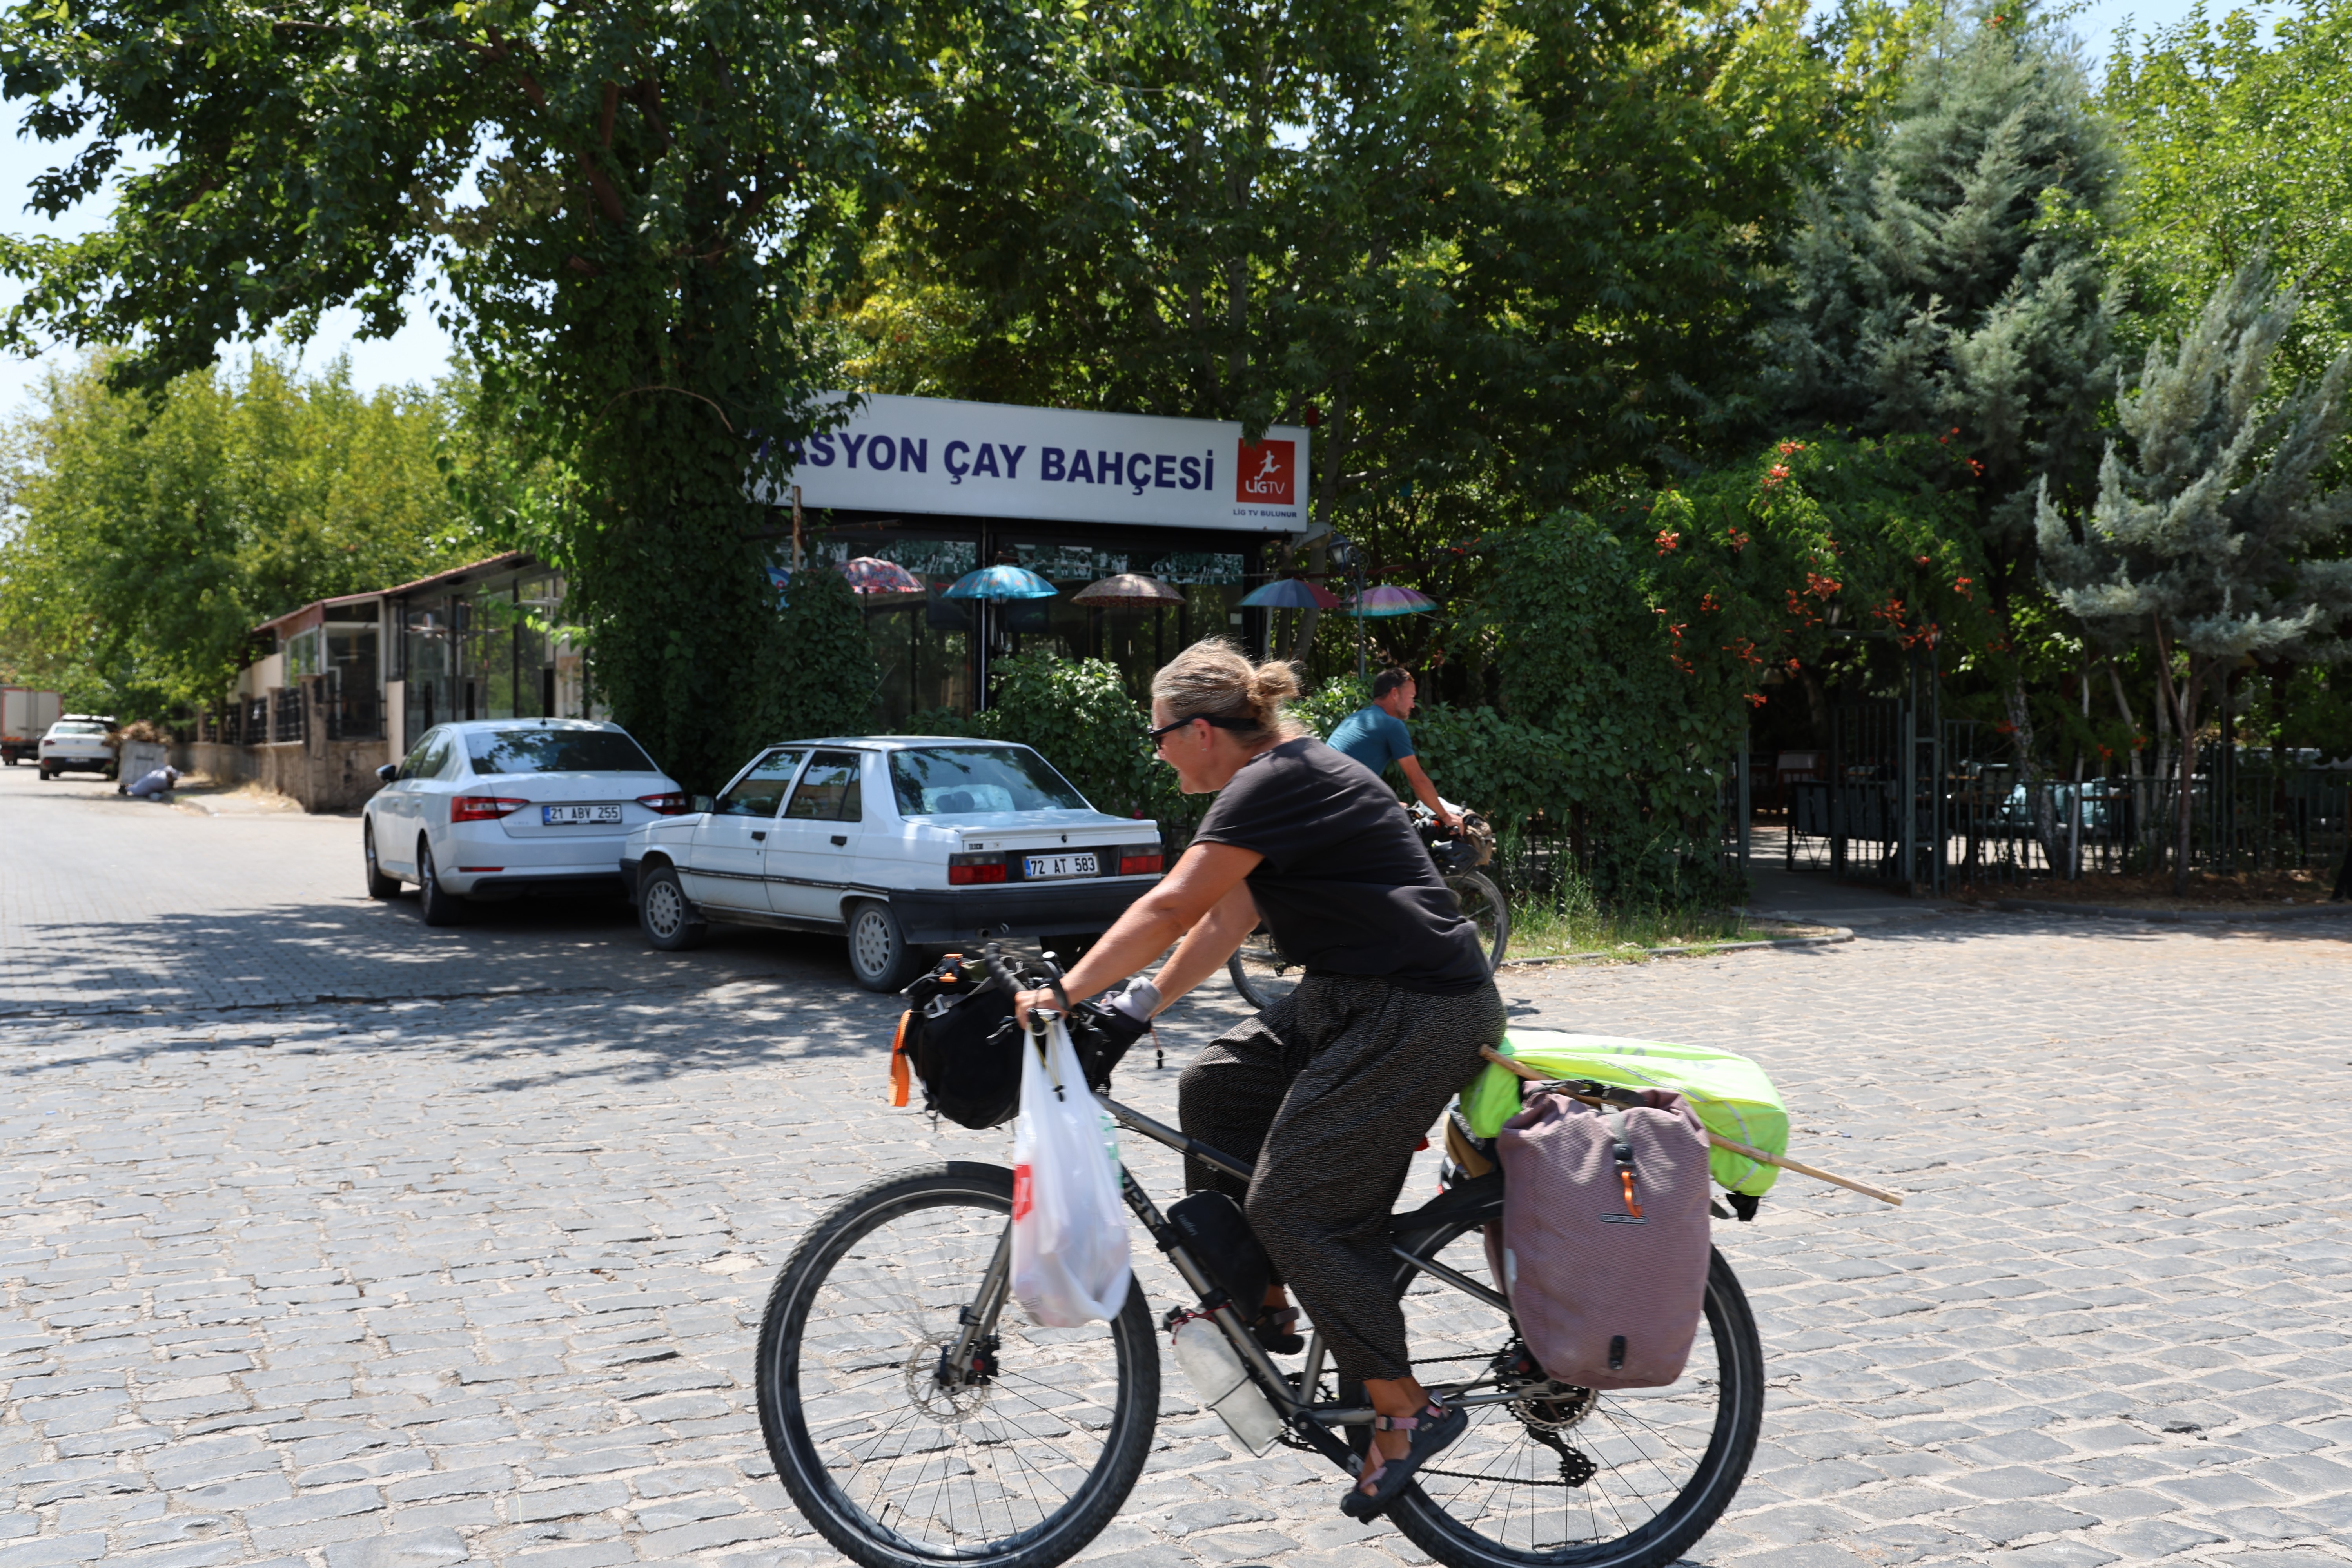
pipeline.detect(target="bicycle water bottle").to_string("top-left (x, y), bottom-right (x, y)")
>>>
top-left (1171, 1316), bottom-right (1282, 1454)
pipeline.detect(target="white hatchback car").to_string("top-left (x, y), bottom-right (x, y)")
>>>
top-left (365, 719), bottom-right (688, 925)
top-left (37, 715), bottom-right (117, 780)
top-left (620, 737), bottom-right (1164, 991)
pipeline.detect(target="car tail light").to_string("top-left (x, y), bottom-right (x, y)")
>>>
top-left (450, 795), bottom-right (528, 822)
top-left (1117, 844), bottom-right (1164, 876)
top-left (637, 792), bottom-right (693, 815)
top-left (948, 852), bottom-right (1006, 886)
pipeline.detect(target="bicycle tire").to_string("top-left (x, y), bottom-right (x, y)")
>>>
top-left (755, 1162), bottom-right (1159, 1568)
top-left (1226, 927), bottom-right (1301, 1012)
top-left (1378, 1195), bottom-right (1763, 1567)
top-left (1446, 870), bottom-right (1510, 969)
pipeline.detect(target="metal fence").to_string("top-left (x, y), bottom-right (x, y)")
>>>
top-left (1944, 762), bottom-right (2351, 885)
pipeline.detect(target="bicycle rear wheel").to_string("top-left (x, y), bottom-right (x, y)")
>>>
top-left (755, 1162), bottom-right (1159, 1568)
top-left (1446, 870), bottom-right (1510, 969)
top-left (1227, 926), bottom-right (1302, 1011)
top-left (1375, 1191), bottom-right (1762, 1566)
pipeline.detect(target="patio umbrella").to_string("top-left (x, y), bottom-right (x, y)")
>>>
top-left (1071, 573), bottom-right (1185, 610)
top-left (838, 556), bottom-right (923, 595)
top-left (944, 564), bottom-right (1058, 600)
top-left (1345, 584), bottom-right (1437, 617)
top-left (1239, 575), bottom-right (1341, 610)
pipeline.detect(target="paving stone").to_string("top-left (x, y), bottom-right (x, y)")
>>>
top-left (2, 777), bottom-right (2350, 1568)
top-left (322, 1529), bottom-right (470, 1568)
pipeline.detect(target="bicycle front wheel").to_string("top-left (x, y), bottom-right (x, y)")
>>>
top-left (755, 1162), bottom-right (1159, 1568)
top-left (1446, 870), bottom-right (1510, 968)
top-left (1379, 1194), bottom-right (1763, 1566)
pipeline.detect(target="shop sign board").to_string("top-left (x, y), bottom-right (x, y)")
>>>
top-left (760, 392), bottom-right (1312, 533)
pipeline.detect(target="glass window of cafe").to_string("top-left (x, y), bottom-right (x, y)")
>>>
top-left (400, 571), bottom-right (583, 749)
top-left (819, 534), bottom-right (1261, 732)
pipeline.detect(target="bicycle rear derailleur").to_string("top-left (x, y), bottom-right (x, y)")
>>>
top-left (1494, 1341), bottom-right (1598, 1488)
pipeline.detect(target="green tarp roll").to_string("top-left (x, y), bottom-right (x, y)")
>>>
top-left (1458, 1031), bottom-right (1790, 1196)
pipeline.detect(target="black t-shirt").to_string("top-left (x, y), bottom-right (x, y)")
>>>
top-left (1192, 738), bottom-right (1490, 995)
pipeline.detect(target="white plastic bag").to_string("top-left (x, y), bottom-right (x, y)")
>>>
top-left (1010, 1019), bottom-right (1133, 1326)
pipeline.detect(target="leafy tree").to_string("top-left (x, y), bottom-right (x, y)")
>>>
top-left (1758, 2), bottom-right (2117, 600)
top-left (2099, 0), bottom-right (2352, 383)
top-left (0, 0), bottom-right (893, 788)
top-left (1475, 431), bottom-right (1986, 897)
top-left (2036, 263), bottom-right (2352, 888)
top-left (837, 0), bottom-right (1930, 655)
top-left (0, 352), bottom-right (483, 716)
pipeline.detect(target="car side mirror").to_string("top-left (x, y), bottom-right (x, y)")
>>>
top-left (376, 763), bottom-right (398, 783)
top-left (692, 795), bottom-right (715, 814)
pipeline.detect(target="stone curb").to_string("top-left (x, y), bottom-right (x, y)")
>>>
top-left (1989, 897), bottom-right (2352, 924)
top-left (1499, 927), bottom-right (1855, 967)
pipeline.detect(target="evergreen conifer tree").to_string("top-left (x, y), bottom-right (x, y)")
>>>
top-left (2036, 262), bottom-right (2352, 890)
top-left (1762, 1), bottom-right (2118, 593)
top-left (1758, 1), bottom-right (2119, 818)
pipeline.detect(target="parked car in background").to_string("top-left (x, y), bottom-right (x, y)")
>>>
top-left (2, 689), bottom-right (62, 765)
top-left (620, 737), bottom-right (1164, 991)
top-left (364, 718), bottom-right (688, 926)
top-left (36, 715), bottom-right (116, 780)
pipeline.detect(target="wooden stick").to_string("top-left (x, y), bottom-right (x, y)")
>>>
top-left (1477, 1047), bottom-right (1904, 1207)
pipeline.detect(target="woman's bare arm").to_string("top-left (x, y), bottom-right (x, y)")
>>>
top-left (1014, 841), bottom-right (1262, 1026)
top-left (1145, 878), bottom-right (1260, 1011)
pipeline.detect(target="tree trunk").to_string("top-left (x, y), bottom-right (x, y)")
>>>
top-left (2151, 616), bottom-right (2204, 897)
top-left (2004, 676), bottom-right (2058, 869)
top-left (1286, 371), bottom-right (1352, 667)
top-left (2107, 659), bottom-right (2148, 866)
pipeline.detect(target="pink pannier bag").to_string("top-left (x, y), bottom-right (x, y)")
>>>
top-left (1493, 1086), bottom-right (1713, 1390)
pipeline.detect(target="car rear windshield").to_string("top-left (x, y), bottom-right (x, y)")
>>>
top-left (466, 729), bottom-right (660, 775)
top-left (889, 746), bottom-right (1088, 815)
top-left (50, 722), bottom-right (106, 736)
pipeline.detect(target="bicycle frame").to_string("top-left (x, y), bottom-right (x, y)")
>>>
top-left (938, 1083), bottom-right (1524, 1473)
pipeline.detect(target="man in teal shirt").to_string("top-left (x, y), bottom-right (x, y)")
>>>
top-left (1327, 668), bottom-right (1456, 829)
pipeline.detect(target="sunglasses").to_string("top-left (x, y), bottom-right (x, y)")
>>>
top-left (1149, 713), bottom-right (1254, 746)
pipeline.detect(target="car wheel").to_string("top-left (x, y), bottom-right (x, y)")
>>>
top-left (364, 822), bottom-right (401, 900)
top-left (36, 765), bottom-right (49, 780)
top-left (637, 864), bottom-right (707, 951)
top-left (417, 839), bottom-right (466, 926)
top-left (845, 900), bottom-right (924, 993)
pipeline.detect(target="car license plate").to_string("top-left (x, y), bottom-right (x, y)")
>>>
top-left (542, 804), bottom-right (622, 826)
top-left (1024, 852), bottom-right (1098, 880)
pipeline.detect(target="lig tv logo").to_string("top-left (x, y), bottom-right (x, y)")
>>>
top-left (1236, 439), bottom-right (1297, 506)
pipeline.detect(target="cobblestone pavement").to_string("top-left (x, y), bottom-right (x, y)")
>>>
top-left (4, 764), bottom-right (2351, 1568)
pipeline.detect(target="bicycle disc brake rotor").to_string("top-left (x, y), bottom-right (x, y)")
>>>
top-left (908, 1337), bottom-right (996, 1420)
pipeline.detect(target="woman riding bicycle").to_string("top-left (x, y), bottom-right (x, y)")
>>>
top-left (1014, 639), bottom-right (1504, 1519)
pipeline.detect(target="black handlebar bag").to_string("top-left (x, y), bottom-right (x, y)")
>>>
top-left (892, 969), bottom-right (1024, 1129)
top-left (887, 961), bottom-right (1144, 1130)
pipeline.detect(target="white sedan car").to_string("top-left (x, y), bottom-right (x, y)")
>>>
top-left (364, 719), bottom-right (688, 925)
top-left (620, 736), bottom-right (1164, 991)
top-left (37, 715), bottom-right (117, 780)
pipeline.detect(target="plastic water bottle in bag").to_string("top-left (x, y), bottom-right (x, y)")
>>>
top-left (1171, 1316), bottom-right (1281, 1454)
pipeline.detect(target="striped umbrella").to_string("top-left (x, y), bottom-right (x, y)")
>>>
top-left (944, 564), bottom-right (1058, 600)
top-left (1072, 573), bottom-right (1185, 609)
top-left (838, 556), bottom-right (923, 594)
top-left (1239, 576), bottom-right (1342, 610)
top-left (1345, 584), bottom-right (1438, 617)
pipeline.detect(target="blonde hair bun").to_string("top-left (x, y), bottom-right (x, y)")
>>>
top-left (1151, 638), bottom-right (1306, 744)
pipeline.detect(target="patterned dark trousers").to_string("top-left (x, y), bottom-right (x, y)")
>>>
top-left (1178, 973), bottom-right (1504, 1383)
